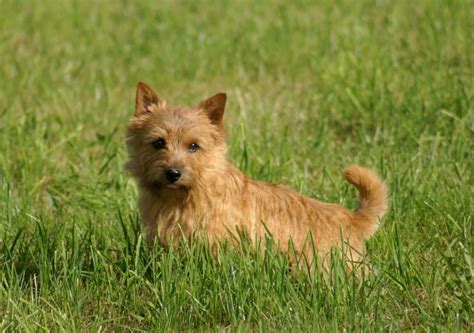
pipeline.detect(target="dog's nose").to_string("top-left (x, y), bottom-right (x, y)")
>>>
top-left (165, 168), bottom-right (181, 182)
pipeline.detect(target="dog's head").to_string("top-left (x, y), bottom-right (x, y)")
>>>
top-left (126, 82), bottom-right (228, 192)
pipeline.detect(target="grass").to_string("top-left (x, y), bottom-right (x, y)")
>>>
top-left (0, 0), bottom-right (472, 331)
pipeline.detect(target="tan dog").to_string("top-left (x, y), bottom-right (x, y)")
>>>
top-left (126, 82), bottom-right (388, 268)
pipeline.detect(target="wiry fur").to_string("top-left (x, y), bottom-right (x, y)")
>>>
top-left (126, 82), bottom-right (389, 268)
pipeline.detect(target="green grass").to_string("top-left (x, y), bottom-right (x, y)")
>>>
top-left (0, 0), bottom-right (472, 331)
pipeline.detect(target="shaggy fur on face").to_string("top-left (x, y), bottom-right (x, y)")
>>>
top-left (126, 82), bottom-right (389, 268)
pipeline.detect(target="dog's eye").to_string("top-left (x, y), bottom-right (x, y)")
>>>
top-left (152, 138), bottom-right (166, 150)
top-left (189, 143), bottom-right (200, 153)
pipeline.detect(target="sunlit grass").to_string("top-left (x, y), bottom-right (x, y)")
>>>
top-left (0, 0), bottom-right (472, 331)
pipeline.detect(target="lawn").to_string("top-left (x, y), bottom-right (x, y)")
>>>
top-left (0, 0), bottom-right (472, 331)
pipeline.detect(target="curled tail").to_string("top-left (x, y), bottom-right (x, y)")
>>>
top-left (343, 165), bottom-right (389, 239)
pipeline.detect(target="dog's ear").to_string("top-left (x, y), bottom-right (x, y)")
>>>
top-left (197, 93), bottom-right (227, 126)
top-left (135, 81), bottom-right (166, 117)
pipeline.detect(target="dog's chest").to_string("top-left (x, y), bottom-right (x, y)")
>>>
top-left (153, 196), bottom-right (246, 244)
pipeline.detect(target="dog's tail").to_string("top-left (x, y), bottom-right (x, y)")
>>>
top-left (343, 165), bottom-right (388, 239)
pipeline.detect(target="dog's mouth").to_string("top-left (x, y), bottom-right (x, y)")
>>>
top-left (157, 180), bottom-right (190, 191)
top-left (151, 178), bottom-right (190, 191)
top-left (165, 183), bottom-right (185, 190)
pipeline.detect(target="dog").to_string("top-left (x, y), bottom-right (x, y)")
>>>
top-left (126, 82), bottom-right (388, 268)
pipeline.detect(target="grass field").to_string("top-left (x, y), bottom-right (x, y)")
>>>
top-left (0, 0), bottom-right (472, 331)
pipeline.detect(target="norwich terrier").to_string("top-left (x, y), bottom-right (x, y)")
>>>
top-left (126, 82), bottom-right (388, 268)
